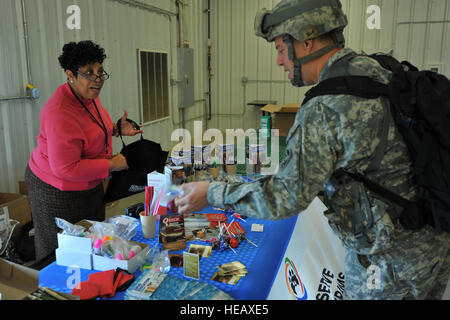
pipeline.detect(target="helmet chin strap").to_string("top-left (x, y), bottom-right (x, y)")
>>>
top-left (283, 35), bottom-right (339, 87)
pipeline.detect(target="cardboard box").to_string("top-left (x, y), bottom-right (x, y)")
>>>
top-left (57, 220), bottom-right (93, 252)
top-left (260, 103), bottom-right (301, 137)
top-left (55, 248), bottom-right (93, 270)
top-left (0, 258), bottom-right (38, 300)
top-left (0, 258), bottom-right (78, 300)
top-left (0, 193), bottom-right (33, 235)
top-left (18, 181), bottom-right (28, 195)
top-left (105, 192), bottom-right (145, 219)
top-left (92, 241), bottom-right (148, 273)
top-left (55, 220), bottom-right (94, 269)
top-left (56, 220), bottom-right (148, 273)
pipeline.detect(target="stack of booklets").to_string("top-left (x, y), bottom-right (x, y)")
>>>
top-left (125, 269), bottom-right (233, 300)
top-left (124, 269), bottom-right (168, 300)
top-left (211, 261), bottom-right (247, 285)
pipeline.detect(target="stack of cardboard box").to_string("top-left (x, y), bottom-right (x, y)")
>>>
top-left (0, 186), bottom-right (35, 300)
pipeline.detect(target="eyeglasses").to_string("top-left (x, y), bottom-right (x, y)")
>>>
top-left (76, 70), bottom-right (110, 82)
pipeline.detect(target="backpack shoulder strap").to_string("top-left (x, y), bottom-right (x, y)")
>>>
top-left (306, 75), bottom-right (413, 207)
top-left (302, 76), bottom-right (389, 106)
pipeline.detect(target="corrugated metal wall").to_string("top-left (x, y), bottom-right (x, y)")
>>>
top-left (208, 0), bottom-right (450, 131)
top-left (0, 0), bottom-right (208, 193)
top-left (1, 0), bottom-right (40, 194)
top-left (1, 0), bottom-right (449, 193)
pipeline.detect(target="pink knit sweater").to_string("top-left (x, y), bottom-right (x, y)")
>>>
top-left (29, 82), bottom-right (113, 191)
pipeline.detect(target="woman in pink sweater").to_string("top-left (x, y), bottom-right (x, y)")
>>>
top-left (25, 41), bottom-right (142, 262)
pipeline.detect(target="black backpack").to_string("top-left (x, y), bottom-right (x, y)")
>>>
top-left (12, 221), bottom-right (36, 262)
top-left (302, 53), bottom-right (450, 233)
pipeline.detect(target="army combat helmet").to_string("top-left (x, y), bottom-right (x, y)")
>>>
top-left (255, 0), bottom-right (348, 87)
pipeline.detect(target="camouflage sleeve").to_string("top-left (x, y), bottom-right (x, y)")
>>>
top-left (207, 101), bottom-right (341, 220)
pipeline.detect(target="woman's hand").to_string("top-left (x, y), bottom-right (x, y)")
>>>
top-left (119, 110), bottom-right (144, 136)
top-left (175, 182), bottom-right (211, 214)
top-left (108, 153), bottom-right (128, 172)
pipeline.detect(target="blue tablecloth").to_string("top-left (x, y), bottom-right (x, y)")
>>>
top-left (39, 207), bottom-right (298, 300)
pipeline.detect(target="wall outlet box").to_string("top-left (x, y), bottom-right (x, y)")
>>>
top-left (426, 63), bottom-right (442, 73)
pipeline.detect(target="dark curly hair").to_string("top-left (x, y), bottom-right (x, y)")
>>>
top-left (58, 40), bottom-right (107, 76)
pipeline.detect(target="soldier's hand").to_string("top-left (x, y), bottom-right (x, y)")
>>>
top-left (175, 182), bottom-right (210, 214)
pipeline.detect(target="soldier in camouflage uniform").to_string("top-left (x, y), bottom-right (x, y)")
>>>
top-left (176, 0), bottom-right (450, 299)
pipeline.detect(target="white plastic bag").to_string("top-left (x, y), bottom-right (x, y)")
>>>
top-left (55, 218), bottom-right (86, 236)
top-left (142, 243), bottom-right (171, 273)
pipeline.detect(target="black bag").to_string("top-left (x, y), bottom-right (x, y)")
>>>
top-left (104, 118), bottom-right (168, 203)
top-left (12, 221), bottom-right (35, 262)
top-left (303, 54), bottom-right (450, 233)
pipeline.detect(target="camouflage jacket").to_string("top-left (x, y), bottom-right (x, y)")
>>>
top-left (207, 48), bottom-right (446, 255)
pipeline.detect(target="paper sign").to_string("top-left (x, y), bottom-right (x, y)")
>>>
top-left (183, 252), bottom-right (200, 280)
top-left (251, 224), bottom-right (264, 232)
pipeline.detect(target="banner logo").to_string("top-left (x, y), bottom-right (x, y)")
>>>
top-left (285, 257), bottom-right (307, 300)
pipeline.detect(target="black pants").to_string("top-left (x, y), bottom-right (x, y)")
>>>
top-left (24, 165), bottom-right (105, 261)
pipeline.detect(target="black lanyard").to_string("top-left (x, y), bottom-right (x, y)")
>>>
top-left (69, 85), bottom-right (109, 156)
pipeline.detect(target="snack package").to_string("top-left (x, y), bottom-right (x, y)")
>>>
top-left (159, 214), bottom-right (186, 251)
